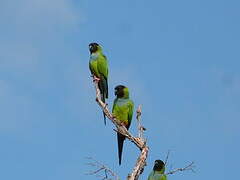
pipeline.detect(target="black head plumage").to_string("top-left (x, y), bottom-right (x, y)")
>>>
top-left (114, 85), bottom-right (126, 98)
top-left (153, 160), bottom-right (165, 171)
top-left (89, 42), bottom-right (99, 53)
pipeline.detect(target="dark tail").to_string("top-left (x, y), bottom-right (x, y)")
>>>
top-left (104, 77), bottom-right (108, 99)
top-left (103, 111), bottom-right (106, 125)
top-left (98, 77), bottom-right (108, 125)
top-left (117, 132), bottom-right (125, 165)
top-left (100, 92), bottom-right (106, 125)
top-left (103, 77), bottom-right (107, 125)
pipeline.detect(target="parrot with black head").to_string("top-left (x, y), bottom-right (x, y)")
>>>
top-left (112, 85), bottom-right (134, 165)
top-left (148, 160), bottom-right (167, 180)
top-left (89, 43), bottom-right (108, 125)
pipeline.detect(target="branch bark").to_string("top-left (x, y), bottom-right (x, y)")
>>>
top-left (92, 77), bottom-right (149, 180)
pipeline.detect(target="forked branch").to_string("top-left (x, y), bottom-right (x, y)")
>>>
top-left (164, 151), bottom-right (195, 175)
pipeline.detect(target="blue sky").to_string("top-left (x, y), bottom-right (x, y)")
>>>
top-left (0, 0), bottom-right (239, 179)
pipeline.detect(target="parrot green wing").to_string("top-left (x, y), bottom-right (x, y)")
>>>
top-left (97, 54), bottom-right (108, 99)
top-left (127, 100), bottom-right (134, 128)
top-left (97, 55), bottom-right (108, 79)
top-left (89, 59), bottom-right (99, 77)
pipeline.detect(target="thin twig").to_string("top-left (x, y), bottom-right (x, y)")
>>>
top-left (166, 162), bottom-right (195, 175)
top-left (85, 157), bottom-right (120, 180)
top-left (136, 105), bottom-right (146, 139)
top-left (164, 150), bottom-right (171, 166)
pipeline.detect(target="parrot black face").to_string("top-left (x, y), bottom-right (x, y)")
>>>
top-left (89, 42), bottom-right (99, 53)
top-left (153, 160), bottom-right (165, 171)
top-left (114, 85), bottom-right (126, 98)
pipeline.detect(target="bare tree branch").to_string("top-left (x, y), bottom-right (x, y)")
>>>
top-left (136, 105), bottom-right (146, 139)
top-left (92, 77), bottom-right (149, 180)
top-left (127, 146), bottom-right (149, 180)
top-left (85, 157), bottom-right (120, 180)
top-left (166, 161), bottom-right (195, 175)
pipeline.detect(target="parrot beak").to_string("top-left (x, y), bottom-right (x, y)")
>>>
top-left (89, 45), bottom-right (93, 52)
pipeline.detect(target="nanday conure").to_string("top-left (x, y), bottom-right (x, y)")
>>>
top-left (112, 85), bottom-right (134, 165)
top-left (89, 43), bottom-right (108, 125)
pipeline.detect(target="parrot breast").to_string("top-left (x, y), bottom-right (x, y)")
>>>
top-left (113, 99), bottom-right (130, 124)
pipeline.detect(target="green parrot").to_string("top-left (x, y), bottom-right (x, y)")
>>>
top-left (147, 160), bottom-right (168, 180)
top-left (112, 85), bottom-right (134, 165)
top-left (89, 43), bottom-right (108, 125)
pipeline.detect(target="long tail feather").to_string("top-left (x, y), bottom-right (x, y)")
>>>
top-left (98, 80), bottom-right (107, 125)
top-left (117, 132), bottom-right (125, 165)
top-left (101, 93), bottom-right (106, 125)
top-left (103, 111), bottom-right (106, 125)
top-left (104, 77), bottom-right (108, 99)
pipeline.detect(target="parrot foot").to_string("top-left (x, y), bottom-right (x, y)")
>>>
top-left (103, 103), bottom-right (108, 109)
top-left (120, 122), bottom-right (126, 127)
top-left (93, 76), bottom-right (100, 82)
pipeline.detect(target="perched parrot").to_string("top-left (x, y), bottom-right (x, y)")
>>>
top-left (89, 43), bottom-right (108, 125)
top-left (112, 85), bottom-right (134, 165)
top-left (148, 160), bottom-right (168, 180)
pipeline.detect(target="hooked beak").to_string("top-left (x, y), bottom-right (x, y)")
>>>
top-left (89, 45), bottom-right (93, 52)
